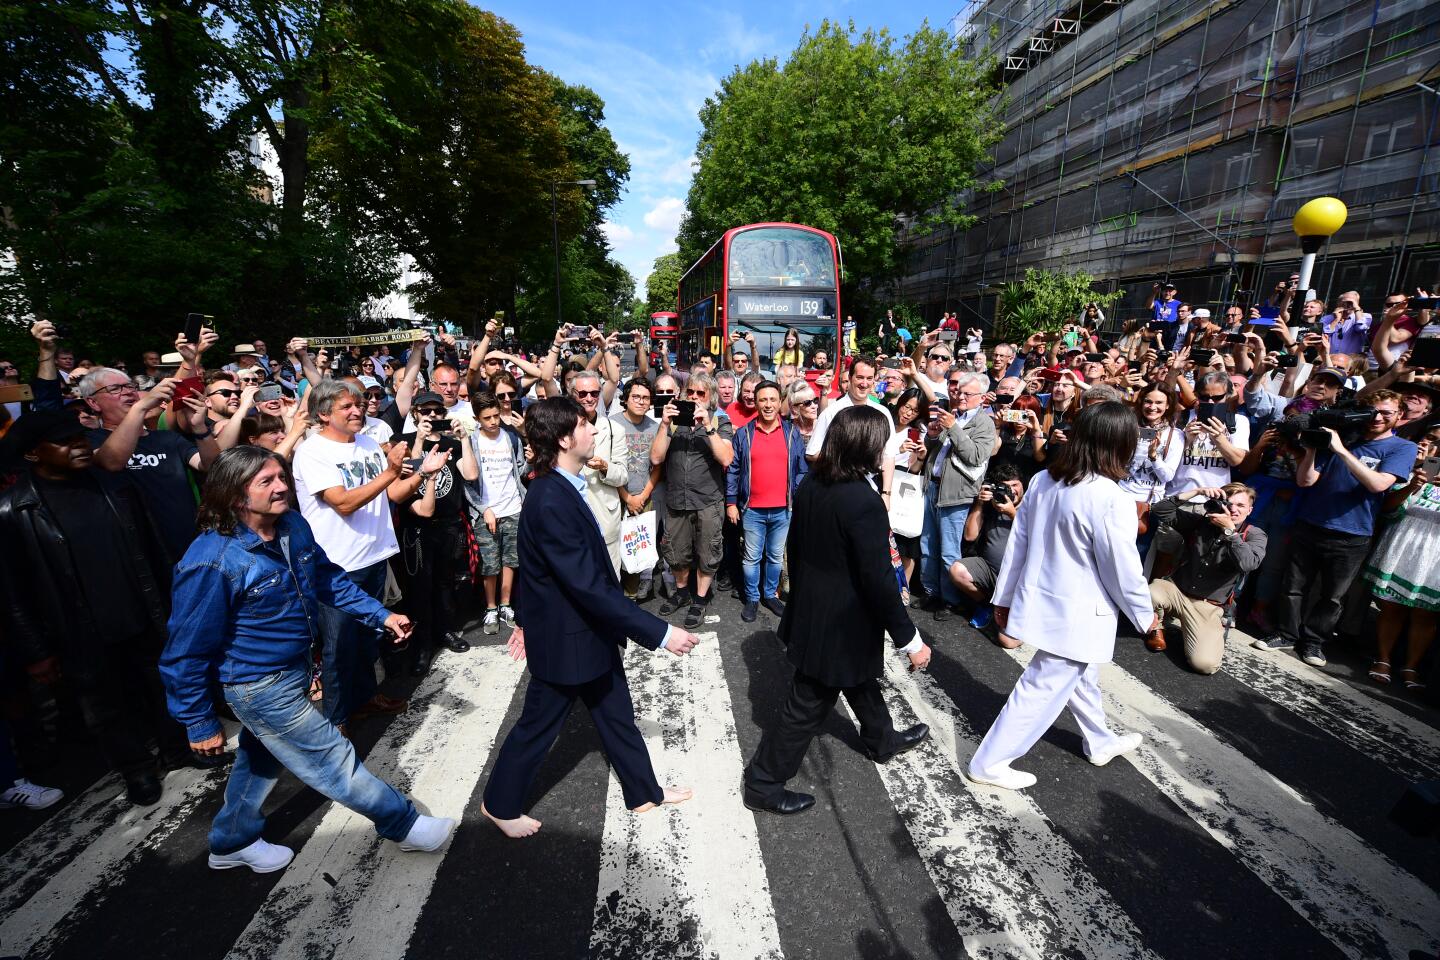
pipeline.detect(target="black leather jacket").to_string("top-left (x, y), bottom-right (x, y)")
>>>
top-left (0, 469), bottom-right (172, 678)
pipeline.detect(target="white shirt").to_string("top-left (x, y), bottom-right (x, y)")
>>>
top-left (1167, 409), bottom-right (1250, 496)
top-left (292, 433), bottom-right (399, 572)
top-left (1118, 425), bottom-right (1184, 503)
top-left (472, 428), bottom-right (523, 518)
top-left (806, 394), bottom-right (895, 457)
top-left (360, 416), bottom-right (393, 446)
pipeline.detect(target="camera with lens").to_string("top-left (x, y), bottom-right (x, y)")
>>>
top-left (1276, 393), bottom-right (1374, 450)
top-left (982, 483), bottom-right (1012, 506)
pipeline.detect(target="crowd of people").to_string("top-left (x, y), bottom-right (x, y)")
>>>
top-left (0, 282), bottom-right (1435, 829)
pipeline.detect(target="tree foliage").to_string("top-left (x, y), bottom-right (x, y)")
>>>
top-left (994, 268), bottom-right (1122, 343)
top-left (644, 252), bottom-right (685, 316)
top-left (0, 0), bottom-right (630, 366)
top-left (678, 20), bottom-right (1001, 297)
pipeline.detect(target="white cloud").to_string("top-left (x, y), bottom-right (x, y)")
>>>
top-left (600, 221), bottom-right (636, 249)
top-left (643, 197), bottom-right (686, 234)
top-left (659, 154), bottom-right (698, 185)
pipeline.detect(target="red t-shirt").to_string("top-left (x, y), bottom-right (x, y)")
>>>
top-left (726, 400), bottom-right (759, 429)
top-left (747, 423), bottom-right (790, 508)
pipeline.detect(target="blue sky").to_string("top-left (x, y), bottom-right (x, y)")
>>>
top-left (479, 1), bottom-right (955, 295)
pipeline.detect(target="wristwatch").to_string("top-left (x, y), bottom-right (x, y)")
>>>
top-left (193, 427), bottom-right (213, 439)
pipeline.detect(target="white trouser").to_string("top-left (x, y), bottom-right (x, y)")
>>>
top-left (970, 650), bottom-right (1121, 776)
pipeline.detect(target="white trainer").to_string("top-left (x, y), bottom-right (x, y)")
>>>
top-left (399, 814), bottom-right (456, 852)
top-left (1087, 732), bottom-right (1143, 768)
top-left (0, 778), bottom-right (64, 810)
top-left (964, 765), bottom-right (1038, 791)
top-left (208, 838), bottom-right (295, 873)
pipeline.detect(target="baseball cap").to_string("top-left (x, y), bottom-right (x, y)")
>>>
top-left (412, 391), bottom-right (445, 409)
top-left (1192, 308), bottom-right (1211, 320)
top-left (1309, 367), bottom-right (1347, 385)
top-left (358, 375), bottom-right (382, 391)
top-left (1, 409), bottom-right (87, 458)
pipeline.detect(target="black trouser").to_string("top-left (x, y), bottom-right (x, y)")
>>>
top-left (71, 639), bottom-right (188, 781)
top-left (721, 516), bottom-right (742, 587)
top-left (744, 670), bottom-right (899, 804)
top-left (1277, 522), bottom-right (1373, 650)
top-left (403, 520), bottom-right (467, 664)
top-left (483, 663), bottom-right (662, 818)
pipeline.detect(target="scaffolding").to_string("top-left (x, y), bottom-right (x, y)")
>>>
top-left (901, 0), bottom-right (1440, 327)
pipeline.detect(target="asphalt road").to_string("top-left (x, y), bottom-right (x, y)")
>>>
top-left (2, 588), bottom-right (1438, 960)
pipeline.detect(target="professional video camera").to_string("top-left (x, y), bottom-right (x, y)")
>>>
top-left (1276, 392), bottom-right (1374, 450)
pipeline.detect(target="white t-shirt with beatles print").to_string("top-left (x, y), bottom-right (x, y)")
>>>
top-left (293, 433), bottom-right (399, 572)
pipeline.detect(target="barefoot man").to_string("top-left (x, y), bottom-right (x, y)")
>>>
top-left (482, 397), bottom-right (701, 837)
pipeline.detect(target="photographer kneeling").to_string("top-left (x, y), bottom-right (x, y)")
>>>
top-left (1146, 484), bottom-right (1267, 674)
top-left (949, 463), bottom-right (1025, 641)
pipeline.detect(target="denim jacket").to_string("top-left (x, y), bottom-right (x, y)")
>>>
top-left (159, 510), bottom-right (388, 742)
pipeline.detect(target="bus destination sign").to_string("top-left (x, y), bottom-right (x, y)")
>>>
top-left (728, 292), bottom-right (835, 320)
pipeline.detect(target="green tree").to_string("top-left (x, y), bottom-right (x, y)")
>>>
top-left (644, 252), bottom-right (684, 316)
top-left (678, 20), bottom-right (1001, 298)
top-left (994, 268), bottom-right (1122, 343)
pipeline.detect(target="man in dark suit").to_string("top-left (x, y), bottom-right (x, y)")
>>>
top-left (744, 405), bottom-right (933, 815)
top-left (481, 398), bottom-right (703, 838)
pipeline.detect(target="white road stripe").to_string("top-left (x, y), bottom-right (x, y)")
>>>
top-left (0, 721), bottom-right (239, 957)
top-left (1220, 634), bottom-right (1440, 780)
top-left (0, 765), bottom-right (229, 957)
top-left (1001, 646), bottom-right (1440, 960)
top-left (224, 645), bottom-right (525, 960)
top-left (589, 635), bottom-right (783, 960)
top-left (837, 657), bottom-right (1159, 960)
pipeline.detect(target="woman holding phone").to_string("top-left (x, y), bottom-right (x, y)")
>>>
top-left (967, 402), bottom-right (1157, 790)
top-left (884, 386), bottom-right (930, 588)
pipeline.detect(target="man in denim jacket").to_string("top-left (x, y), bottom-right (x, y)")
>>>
top-left (160, 447), bottom-right (455, 874)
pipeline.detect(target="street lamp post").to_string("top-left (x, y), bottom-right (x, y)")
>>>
top-left (1292, 197), bottom-right (1348, 297)
top-left (551, 179), bottom-right (597, 328)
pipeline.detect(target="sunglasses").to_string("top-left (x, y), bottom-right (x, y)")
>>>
top-left (928, 353), bottom-right (952, 361)
top-left (365, 390), bottom-right (385, 398)
top-left (685, 389), bottom-right (709, 398)
top-left (574, 389), bottom-right (601, 399)
top-left (795, 397), bottom-right (818, 406)
top-left (494, 391), bottom-right (516, 400)
top-left (207, 388), bottom-right (239, 398)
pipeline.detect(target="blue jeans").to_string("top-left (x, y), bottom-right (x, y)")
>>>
top-left (920, 483), bottom-right (968, 606)
top-left (210, 665), bottom-right (417, 855)
top-left (318, 559), bottom-right (388, 723)
top-left (741, 506), bottom-right (790, 602)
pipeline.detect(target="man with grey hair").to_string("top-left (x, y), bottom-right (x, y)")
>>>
top-left (920, 369), bottom-right (996, 620)
top-left (650, 370), bottom-right (736, 628)
top-left (292, 379), bottom-right (427, 730)
top-left (81, 366), bottom-right (218, 557)
top-left (1082, 384), bottom-right (1125, 406)
top-left (569, 369), bottom-right (629, 574)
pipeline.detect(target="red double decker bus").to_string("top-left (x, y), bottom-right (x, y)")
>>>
top-left (674, 223), bottom-right (843, 371)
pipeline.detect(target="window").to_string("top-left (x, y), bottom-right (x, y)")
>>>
top-left (728, 227), bottom-right (836, 288)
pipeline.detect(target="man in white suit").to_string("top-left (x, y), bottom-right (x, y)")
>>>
top-left (967, 402), bottom-right (1158, 791)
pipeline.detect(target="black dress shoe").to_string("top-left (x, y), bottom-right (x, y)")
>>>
top-left (760, 596), bottom-right (785, 617)
top-left (410, 650), bottom-right (433, 677)
top-left (443, 632), bottom-right (471, 653)
top-left (743, 789), bottom-right (815, 815)
top-left (125, 771), bottom-right (163, 807)
top-left (870, 723), bottom-right (930, 764)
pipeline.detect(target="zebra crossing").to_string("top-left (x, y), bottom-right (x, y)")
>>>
top-left (1, 614), bottom-right (1437, 960)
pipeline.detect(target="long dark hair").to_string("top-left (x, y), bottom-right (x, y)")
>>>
top-left (813, 405), bottom-right (890, 484)
top-left (1046, 401), bottom-right (1137, 485)
top-left (525, 396), bottom-right (585, 474)
top-left (887, 386), bottom-right (928, 428)
top-left (197, 446), bottom-right (293, 536)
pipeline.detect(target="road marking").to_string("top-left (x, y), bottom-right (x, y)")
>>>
top-left (839, 657), bottom-right (1159, 960)
top-left (1000, 646), bottom-right (1440, 960)
top-left (1221, 634), bottom-right (1440, 780)
top-left (589, 635), bottom-right (783, 960)
top-left (0, 764), bottom-right (229, 956)
top-left (224, 646), bottom-right (524, 960)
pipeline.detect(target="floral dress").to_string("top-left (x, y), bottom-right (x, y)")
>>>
top-left (1365, 481), bottom-right (1440, 611)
